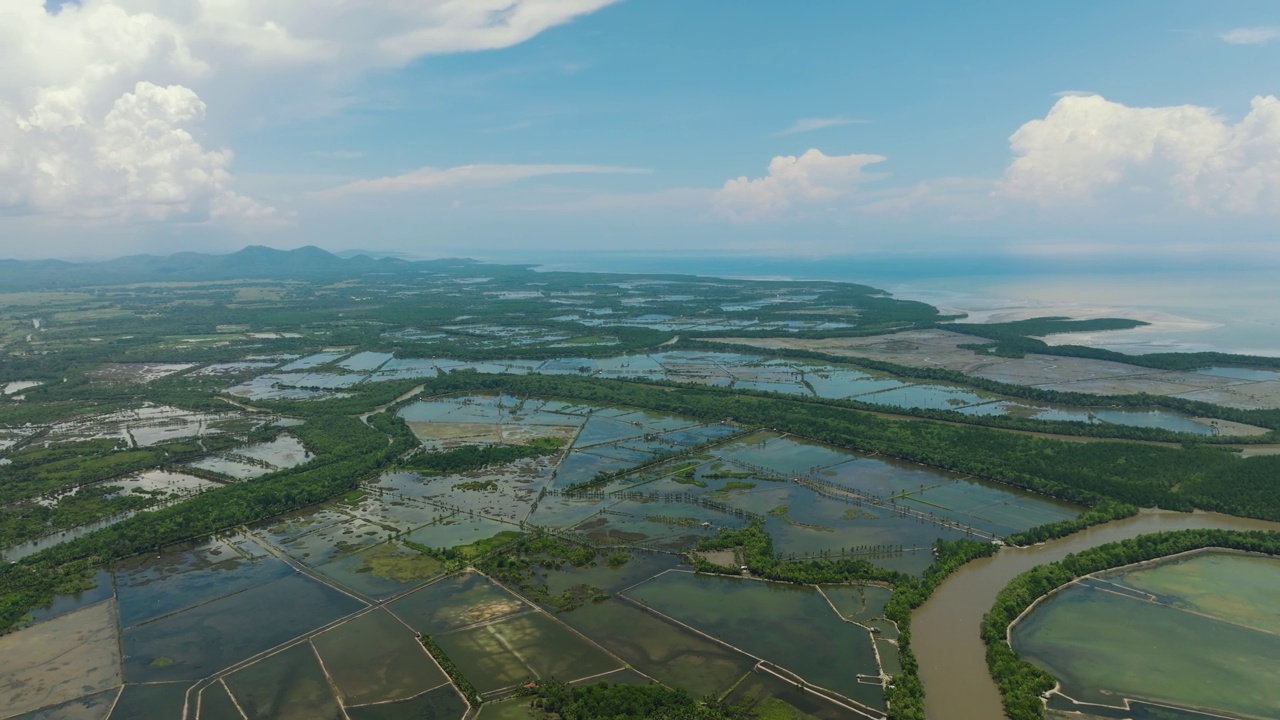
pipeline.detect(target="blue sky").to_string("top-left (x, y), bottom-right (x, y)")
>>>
top-left (4, 1), bottom-right (1280, 262)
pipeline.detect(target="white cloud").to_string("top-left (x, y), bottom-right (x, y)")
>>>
top-left (0, 0), bottom-right (619, 226)
top-left (0, 79), bottom-right (271, 221)
top-left (777, 117), bottom-right (865, 136)
top-left (1220, 27), bottom-right (1280, 45)
top-left (713, 149), bottom-right (887, 221)
top-left (316, 163), bottom-right (646, 197)
top-left (997, 94), bottom-right (1280, 214)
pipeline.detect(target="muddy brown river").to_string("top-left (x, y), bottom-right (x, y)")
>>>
top-left (913, 509), bottom-right (1280, 720)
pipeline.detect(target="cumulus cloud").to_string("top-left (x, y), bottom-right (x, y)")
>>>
top-left (997, 94), bottom-right (1280, 214)
top-left (316, 163), bottom-right (645, 197)
top-left (1220, 27), bottom-right (1280, 45)
top-left (777, 117), bottom-right (864, 136)
top-left (713, 149), bottom-right (886, 221)
top-left (0, 0), bottom-right (618, 225)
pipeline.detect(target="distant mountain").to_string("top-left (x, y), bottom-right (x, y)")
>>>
top-left (332, 249), bottom-right (419, 260)
top-left (0, 245), bottom-right (448, 289)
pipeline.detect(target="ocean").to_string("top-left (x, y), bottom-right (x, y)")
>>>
top-left (505, 252), bottom-right (1280, 358)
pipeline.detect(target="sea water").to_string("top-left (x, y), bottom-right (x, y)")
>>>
top-left (516, 252), bottom-right (1280, 357)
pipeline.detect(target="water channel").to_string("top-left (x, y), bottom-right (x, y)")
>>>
top-left (913, 509), bottom-right (1280, 720)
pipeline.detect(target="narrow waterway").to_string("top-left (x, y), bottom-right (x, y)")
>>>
top-left (913, 509), bottom-right (1280, 720)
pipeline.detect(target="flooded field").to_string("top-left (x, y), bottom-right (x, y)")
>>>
top-left (216, 345), bottom-right (1245, 436)
top-left (597, 431), bottom-right (1080, 566)
top-left (627, 571), bottom-right (888, 713)
top-left (42, 404), bottom-right (277, 447)
top-left (389, 571), bottom-right (529, 635)
top-left (1012, 551), bottom-right (1280, 719)
top-left (313, 609), bottom-right (448, 704)
top-left (0, 389), bottom-right (1141, 720)
top-left (435, 611), bottom-right (621, 694)
top-left (716, 333), bottom-right (1280, 415)
top-left (224, 642), bottom-right (345, 720)
top-left (121, 573), bottom-right (366, 682)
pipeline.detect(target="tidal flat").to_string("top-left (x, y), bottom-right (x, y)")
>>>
top-left (0, 601), bottom-right (121, 716)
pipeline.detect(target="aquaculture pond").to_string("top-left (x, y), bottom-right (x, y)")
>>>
top-left (1011, 551), bottom-right (1280, 720)
top-left (222, 348), bottom-right (1228, 435)
top-left (1, 388), bottom-right (1101, 720)
top-left (626, 571), bottom-right (888, 714)
top-left (603, 431), bottom-right (1081, 571)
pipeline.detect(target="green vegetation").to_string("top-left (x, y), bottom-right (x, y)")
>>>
top-left (451, 479), bottom-right (498, 492)
top-left (355, 543), bottom-right (445, 583)
top-left (0, 484), bottom-right (154, 547)
top-left (983, 529), bottom-right (1280, 720)
top-left (402, 440), bottom-right (562, 475)
top-left (403, 530), bottom-right (525, 573)
top-left (1006, 499), bottom-right (1138, 546)
top-left (522, 679), bottom-right (753, 720)
top-left (480, 533), bottom-right (616, 612)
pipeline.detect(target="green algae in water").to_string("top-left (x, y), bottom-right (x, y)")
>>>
top-left (1110, 551), bottom-right (1280, 635)
top-left (1012, 569), bottom-right (1280, 720)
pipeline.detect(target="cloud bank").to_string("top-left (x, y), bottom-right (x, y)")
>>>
top-left (998, 94), bottom-right (1280, 214)
top-left (1220, 27), bottom-right (1280, 45)
top-left (0, 0), bottom-right (618, 224)
top-left (713, 149), bottom-right (887, 221)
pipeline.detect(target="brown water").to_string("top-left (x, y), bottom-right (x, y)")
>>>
top-left (913, 509), bottom-right (1280, 720)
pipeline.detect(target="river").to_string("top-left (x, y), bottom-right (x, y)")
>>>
top-left (912, 509), bottom-right (1280, 720)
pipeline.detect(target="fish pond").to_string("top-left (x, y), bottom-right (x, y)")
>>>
top-left (1012, 550), bottom-right (1280, 720)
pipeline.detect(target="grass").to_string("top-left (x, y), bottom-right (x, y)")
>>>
top-left (753, 698), bottom-right (805, 720)
top-left (336, 490), bottom-right (366, 506)
top-left (358, 543), bottom-right (446, 583)
top-left (454, 530), bottom-right (524, 559)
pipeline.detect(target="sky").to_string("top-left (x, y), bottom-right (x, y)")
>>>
top-left (3, 0), bottom-right (1280, 263)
